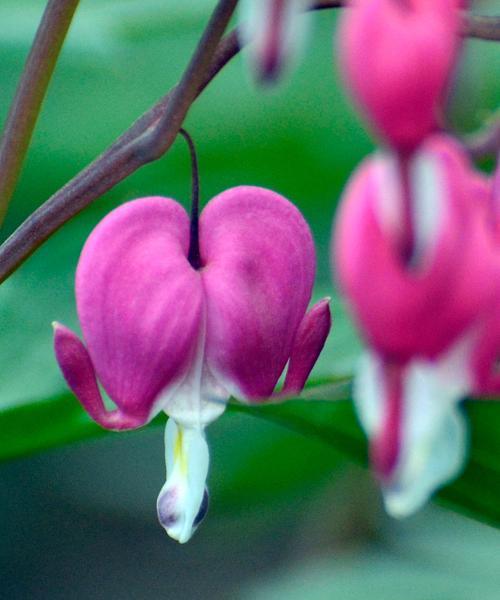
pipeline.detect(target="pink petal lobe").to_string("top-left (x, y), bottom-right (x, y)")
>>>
top-left (200, 186), bottom-right (316, 401)
top-left (334, 136), bottom-right (497, 361)
top-left (53, 323), bottom-right (147, 430)
top-left (76, 197), bottom-right (203, 422)
top-left (338, 0), bottom-right (462, 150)
top-left (282, 297), bottom-right (332, 395)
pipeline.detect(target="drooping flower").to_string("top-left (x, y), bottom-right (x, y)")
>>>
top-left (335, 136), bottom-right (496, 361)
top-left (332, 135), bottom-right (498, 515)
top-left (338, 0), bottom-right (464, 151)
top-left (239, 0), bottom-right (312, 83)
top-left (54, 186), bottom-right (331, 543)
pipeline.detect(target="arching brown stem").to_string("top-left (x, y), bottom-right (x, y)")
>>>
top-left (0, 2), bottom-right (497, 283)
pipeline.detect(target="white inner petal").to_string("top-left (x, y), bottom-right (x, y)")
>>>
top-left (153, 312), bottom-right (229, 543)
top-left (354, 351), bottom-right (384, 436)
top-left (157, 419), bottom-right (210, 544)
top-left (408, 149), bottom-right (444, 268)
top-left (373, 153), bottom-right (403, 240)
top-left (155, 311), bottom-right (229, 429)
top-left (385, 402), bottom-right (467, 518)
top-left (383, 338), bottom-right (472, 518)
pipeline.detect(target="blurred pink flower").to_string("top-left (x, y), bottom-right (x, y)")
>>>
top-left (338, 0), bottom-right (464, 151)
top-left (54, 186), bottom-right (330, 542)
top-left (333, 135), bottom-right (498, 515)
top-left (239, 0), bottom-right (312, 83)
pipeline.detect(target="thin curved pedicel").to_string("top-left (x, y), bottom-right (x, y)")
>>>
top-left (54, 186), bottom-right (331, 542)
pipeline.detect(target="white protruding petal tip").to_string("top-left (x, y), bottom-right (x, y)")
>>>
top-left (355, 341), bottom-right (471, 519)
top-left (157, 419), bottom-right (210, 543)
top-left (383, 403), bottom-right (467, 518)
top-left (382, 354), bottom-right (469, 518)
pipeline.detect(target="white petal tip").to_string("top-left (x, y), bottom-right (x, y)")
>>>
top-left (157, 486), bottom-right (209, 543)
top-left (383, 490), bottom-right (423, 520)
top-left (158, 419), bottom-right (210, 543)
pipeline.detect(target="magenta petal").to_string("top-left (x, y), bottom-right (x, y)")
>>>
top-left (200, 186), bottom-right (316, 401)
top-left (75, 197), bottom-right (204, 423)
top-left (338, 0), bottom-right (462, 150)
top-left (282, 298), bottom-right (332, 395)
top-left (53, 323), bottom-right (147, 430)
top-left (334, 136), bottom-right (497, 361)
top-left (472, 311), bottom-right (500, 396)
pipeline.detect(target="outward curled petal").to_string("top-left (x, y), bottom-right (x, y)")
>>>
top-left (201, 186), bottom-right (316, 401)
top-left (239, 0), bottom-right (311, 83)
top-left (282, 298), bottom-right (332, 395)
top-left (53, 323), bottom-right (147, 430)
top-left (157, 419), bottom-right (210, 543)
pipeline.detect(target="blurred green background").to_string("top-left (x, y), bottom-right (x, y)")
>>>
top-left (0, 0), bottom-right (499, 598)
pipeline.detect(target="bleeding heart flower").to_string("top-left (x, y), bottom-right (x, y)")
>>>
top-left (239, 0), bottom-right (312, 83)
top-left (54, 186), bottom-right (331, 543)
top-left (334, 135), bottom-right (496, 362)
top-left (333, 134), bottom-right (497, 515)
top-left (338, 0), bottom-right (464, 151)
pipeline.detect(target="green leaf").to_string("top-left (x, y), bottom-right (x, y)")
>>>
top-left (235, 395), bottom-right (500, 531)
top-left (241, 506), bottom-right (500, 600)
top-left (1, 379), bottom-right (500, 529)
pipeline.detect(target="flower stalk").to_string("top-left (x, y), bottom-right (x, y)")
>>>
top-left (0, 0), bottom-right (80, 228)
top-left (0, 3), bottom-right (497, 283)
top-left (179, 129), bottom-right (202, 270)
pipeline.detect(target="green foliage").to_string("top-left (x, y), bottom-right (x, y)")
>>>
top-left (242, 506), bottom-right (500, 599)
top-left (1, 379), bottom-right (500, 529)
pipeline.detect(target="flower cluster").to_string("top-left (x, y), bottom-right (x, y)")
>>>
top-left (333, 0), bottom-right (500, 515)
top-left (50, 0), bottom-right (499, 543)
